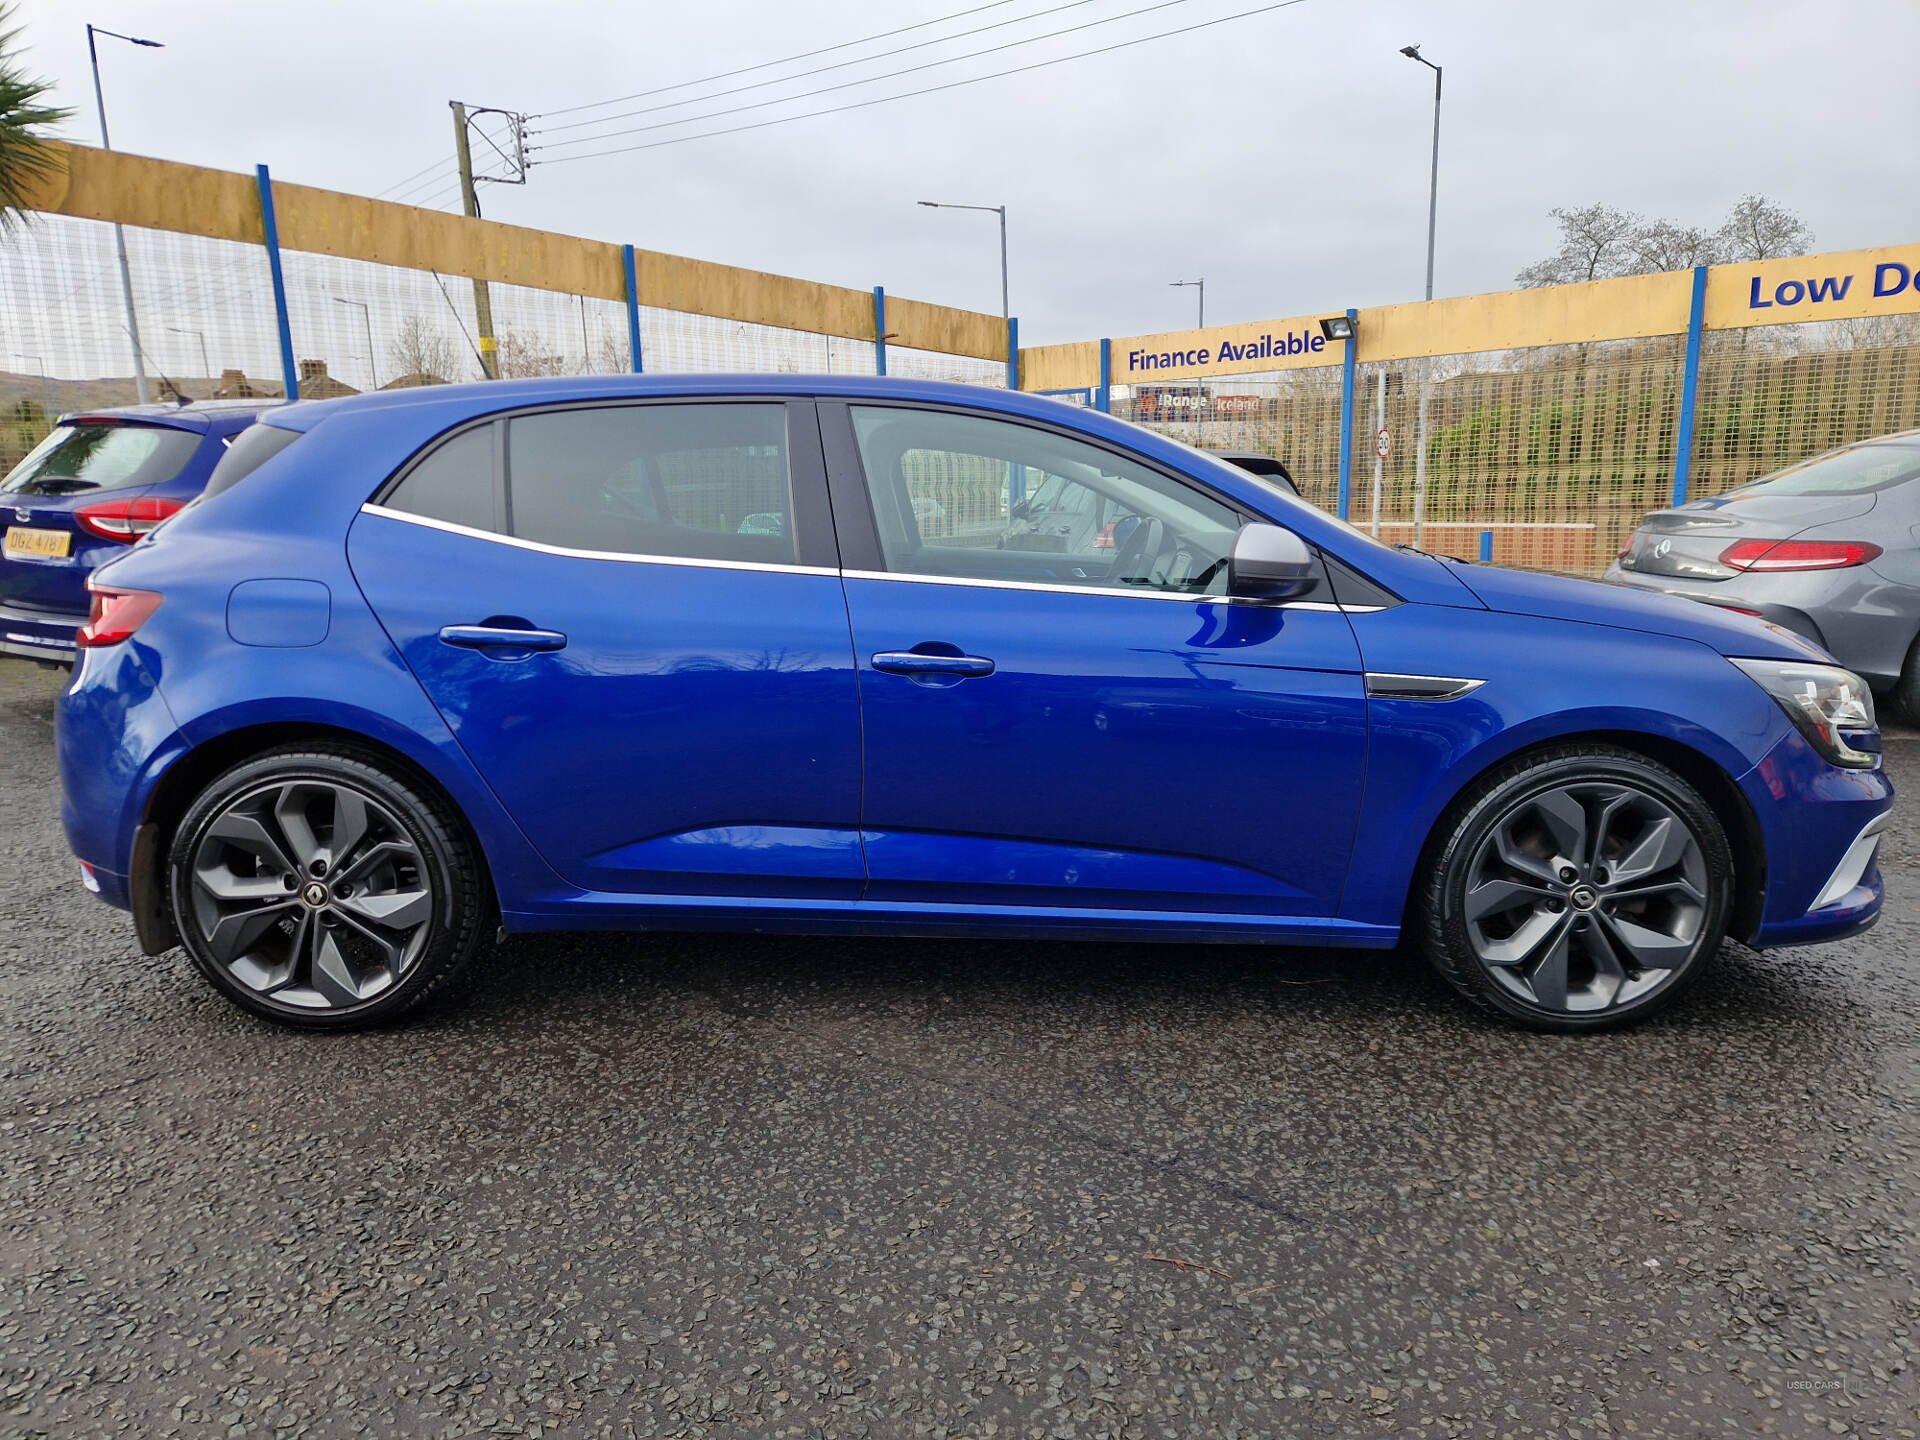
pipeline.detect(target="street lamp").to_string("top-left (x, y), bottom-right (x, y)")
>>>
top-left (917, 201), bottom-right (1008, 319)
top-left (86, 23), bottom-right (163, 407)
top-left (166, 326), bottom-right (209, 384)
top-left (1170, 278), bottom-right (1205, 329)
top-left (1401, 42), bottom-right (1442, 548)
top-left (332, 296), bottom-right (378, 390)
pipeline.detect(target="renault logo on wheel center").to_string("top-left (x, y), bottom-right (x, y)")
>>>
top-left (300, 881), bottom-right (330, 909)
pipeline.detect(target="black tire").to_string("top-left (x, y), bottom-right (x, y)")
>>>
top-left (1894, 632), bottom-right (1920, 727)
top-left (167, 745), bottom-right (488, 1030)
top-left (1418, 744), bottom-right (1732, 1032)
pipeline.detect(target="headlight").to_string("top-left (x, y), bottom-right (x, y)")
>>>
top-left (1730, 658), bottom-right (1880, 769)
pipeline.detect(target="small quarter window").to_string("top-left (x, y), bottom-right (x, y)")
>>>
top-left (384, 427), bottom-right (497, 533)
top-left (202, 422), bottom-right (301, 498)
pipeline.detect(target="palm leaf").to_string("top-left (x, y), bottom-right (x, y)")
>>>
top-left (0, 3), bottom-right (72, 231)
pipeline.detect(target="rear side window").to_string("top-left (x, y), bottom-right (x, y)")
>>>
top-left (507, 403), bottom-right (792, 565)
top-left (1, 423), bottom-right (200, 497)
top-left (383, 427), bottom-right (498, 533)
top-left (201, 422), bottom-right (302, 498)
top-left (1736, 443), bottom-right (1920, 497)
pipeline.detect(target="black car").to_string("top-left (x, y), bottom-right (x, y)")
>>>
top-left (1209, 450), bottom-right (1297, 496)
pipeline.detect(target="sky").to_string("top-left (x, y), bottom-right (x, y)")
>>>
top-left (11, 0), bottom-right (1920, 349)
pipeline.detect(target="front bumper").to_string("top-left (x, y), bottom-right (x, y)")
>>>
top-left (1740, 724), bottom-right (1895, 949)
top-left (0, 601), bottom-right (81, 663)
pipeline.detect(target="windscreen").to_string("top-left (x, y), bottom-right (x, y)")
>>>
top-left (1, 423), bottom-right (201, 497)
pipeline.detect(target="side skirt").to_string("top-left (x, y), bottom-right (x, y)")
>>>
top-left (500, 891), bottom-right (1399, 948)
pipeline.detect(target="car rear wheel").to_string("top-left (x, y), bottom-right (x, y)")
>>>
top-left (1419, 746), bottom-right (1732, 1032)
top-left (167, 746), bottom-right (487, 1029)
top-left (1894, 632), bottom-right (1920, 726)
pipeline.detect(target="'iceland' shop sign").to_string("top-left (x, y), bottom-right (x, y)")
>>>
top-left (1117, 314), bottom-right (1346, 383)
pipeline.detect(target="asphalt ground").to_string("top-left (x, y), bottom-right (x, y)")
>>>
top-left (1, 653), bottom-right (1917, 1439)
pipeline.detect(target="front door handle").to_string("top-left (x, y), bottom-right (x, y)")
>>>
top-left (439, 623), bottom-right (568, 652)
top-left (871, 650), bottom-right (995, 678)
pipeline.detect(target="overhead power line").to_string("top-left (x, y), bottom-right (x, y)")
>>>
top-left (534, 0), bottom-right (1200, 154)
top-left (376, 155), bottom-right (456, 199)
top-left (388, 169), bottom-right (459, 205)
top-left (533, 0), bottom-right (1033, 119)
top-left (535, 0), bottom-right (1101, 136)
top-left (535, 0), bottom-right (1307, 165)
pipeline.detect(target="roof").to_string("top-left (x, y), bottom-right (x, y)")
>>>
top-left (266, 373), bottom-right (1073, 433)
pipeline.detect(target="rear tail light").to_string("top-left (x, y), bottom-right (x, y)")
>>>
top-left (74, 496), bottom-right (186, 544)
top-left (1616, 537), bottom-right (1635, 559)
top-left (76, 583), bottom-right (163, 648)
top-left (1718, 539), bottom-right (1882, 572)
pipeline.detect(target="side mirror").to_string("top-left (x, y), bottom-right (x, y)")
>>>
top-left (1228, 522), bottom-right (1318, 600)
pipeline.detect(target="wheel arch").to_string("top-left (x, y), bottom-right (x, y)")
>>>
top-left (136, 720), bottom-right (500, 951)
top-left (1403, 727), bottom-right (1767, 945)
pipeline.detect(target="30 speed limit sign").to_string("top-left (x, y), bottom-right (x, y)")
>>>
top-left (1375, 428), bottom-right (1391, 460)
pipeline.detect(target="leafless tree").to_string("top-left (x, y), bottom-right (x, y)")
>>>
top-left (1714, 194), bottom-right (1814, 262)
top-left (1830, 312), bottom-right (1920, 350)
top-left (1631, 220), bottom-right (1720, 274)
top-left (387, 314), bottom-right (461, 383)
top-left (494, 326), bottom-right (569, 379)
top-left (1520, 195), bottom-right (1815, 287)
top-left (1515, 205), bottom-right (1645, 287)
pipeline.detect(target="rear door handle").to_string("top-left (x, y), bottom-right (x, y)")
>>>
top-left (439, 623), bottom-right (568, 652)
top-left (871, 651), bottom-right (994, 678)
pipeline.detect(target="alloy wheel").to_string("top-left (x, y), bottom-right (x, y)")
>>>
top-left (1460, 781), bottom-right (1710, 1015)
top-left (184, 779), bottom-right (435, 1011)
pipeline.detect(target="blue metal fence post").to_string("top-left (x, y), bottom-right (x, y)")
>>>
top-left (1336, 307), bottom-right (1358, 519)
top-left (1006, 317), bottom-right (1019, 390)
top-left (1480, 528), bottom-right (1494, 563)
top-left (254, 165), bottom-right (298, 402)
top-left (1671, 264), bottom-right (1708, 505)
top-left (1096, 338), bottom-right (1111, 413)
top-left (622, 245), bottom-right (644, 374)
top-left (873, 287), bottom-right (887, 376)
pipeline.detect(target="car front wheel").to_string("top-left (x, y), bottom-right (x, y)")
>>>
top-left (167, 745), bottom-right (487, 1029)
top-left (1420, 745), bottom-right (1732, 1032)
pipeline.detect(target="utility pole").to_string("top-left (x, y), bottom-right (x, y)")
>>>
top-left (452, 102), bottom-right (499, 379)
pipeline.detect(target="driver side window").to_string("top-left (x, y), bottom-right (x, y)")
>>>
top-left (848, 406), bottom-right (1242, 596)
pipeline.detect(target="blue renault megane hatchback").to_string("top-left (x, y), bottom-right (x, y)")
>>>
top-left (55, 376), bottom-right (1893, 1031)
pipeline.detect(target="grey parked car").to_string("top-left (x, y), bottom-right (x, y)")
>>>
top-left (1606, 429), bottom-right (1920, 715)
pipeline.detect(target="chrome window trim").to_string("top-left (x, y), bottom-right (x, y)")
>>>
top-left (360, 504), bottom-right (1387, 610)
top-left (358, 504), bottom-right (838, 577)
top-left (1364, 673), bottom-right (1487, 700)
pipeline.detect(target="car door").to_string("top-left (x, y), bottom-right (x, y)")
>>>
top-left (821, 400), bottom-right (1368, 918)
top-left (348, 397), bottom-right (866, 899)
